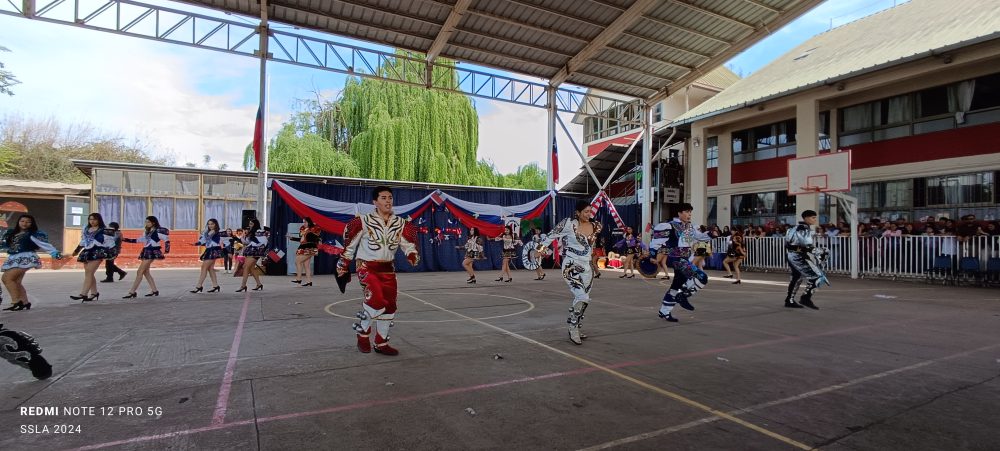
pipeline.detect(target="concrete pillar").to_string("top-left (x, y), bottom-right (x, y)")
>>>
top-left (688, 125), bottom-right (707, 225)
top-left (795, 98), bottom-right (819, 219)
top-left (716, 130), bottom-right (733, 226)
top-left (717, 130), bottom-right (732, 186)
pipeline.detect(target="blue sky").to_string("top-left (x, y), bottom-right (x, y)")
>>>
top-left (0, 0), bottom-right (907, 184)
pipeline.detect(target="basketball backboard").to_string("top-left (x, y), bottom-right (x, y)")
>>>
top-left (787, 150), bottom-right (851, 195)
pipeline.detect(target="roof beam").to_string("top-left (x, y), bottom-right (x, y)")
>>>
top-left (588, 60), bottom-right (674, 82)
top-left (574, 69), bottom-right (660, 93)
top-left (454, 26), bottom-right (575, 58)
top-left (501, 0), bottom-right (605, 30)
top-left (639, 15), bottom-right (733, 46)
top-left (606, 44), bottom-right (693, 72)
top-left (271, 2), bottom-right (436, 43)
top-left (666, 0), bottom-right (758, 29)
top-left (549, 0), bottom-right (659, 87)
top-left (621, 30), bottom-right (711, 60)
top-left (649, 0), bottom-right (826, 103)
top-left (743, 0), bottom-right (781, 14)
top-left (464, 8), bottom-right (590, 44)
top-left (426, 0), bottom-right (471, 62)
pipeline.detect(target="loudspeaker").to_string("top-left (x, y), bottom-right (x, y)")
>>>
top-left (242, 210), bottom-right (257, 229)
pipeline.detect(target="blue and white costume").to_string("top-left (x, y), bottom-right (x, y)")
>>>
top-left (785, 222), bottom-right (829, 308)
top-left (657, 217), bottom-right (712, 321)
top-left (76, 227), bottom-right (115, 262)
top-left (241, 230), bottom-right (269, 258)
top-left (195, 230), bottom-right (229, 261)
top-left (547, 218), bottom-right (602, 344)
top-left (1, 231), bottom-right (60, 271)
top-left (124, 228), bottom-right (170, 260)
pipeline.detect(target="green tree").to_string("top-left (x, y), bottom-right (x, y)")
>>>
top-left (247, 51), bottom-right (548, 189)
top-left (0, 45), bottom-right (19, 97)
top-left (0, 114), bottom-right (171, 183)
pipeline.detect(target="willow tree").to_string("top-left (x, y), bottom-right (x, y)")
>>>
top-left (339, 52), bottom-right (480, 185)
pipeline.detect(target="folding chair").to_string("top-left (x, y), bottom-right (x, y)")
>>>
top-left (984, 257), bottom-right (1000, 287)
top-left (924, 255), bottom-right (953, 285)
top-left (957, 257), bottom-right (981, 286)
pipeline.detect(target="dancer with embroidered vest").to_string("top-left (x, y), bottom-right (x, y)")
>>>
top-left (71, 213), bottom-right (115, 303)
top-left (615, 227), bottom-right (646, 278)
top-left (1, 215), bottom-right (62, 311)
top-left (784, 210), bottom-right (829, 309)
top-left (122, 216), bottom-right (169, 299)
top-left (290, 217), bottom-right (321, 286)
top-left (548, 200), bottom-right (603, 345)
top-left (338, 186), bottom-right (420, 356)
top-left (236, 218), bottom-right (268, 292)
top-left (657, 203), bottom-right (712, 323)
top-left (460, 227), bottom-right (484, 284)
top-left (190, 218), bottom-right (227, 294)
top-left (493, 224), bottom-right (521, 282)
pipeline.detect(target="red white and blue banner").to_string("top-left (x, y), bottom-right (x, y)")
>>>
top-left (270, 180), bottom-right (435, 235)
top-left (270, 180), bottom-right (554, 238)
top-left (591, 190), bottom-right (626, 230)
top-left (433, 191), bottom-right (555, 238)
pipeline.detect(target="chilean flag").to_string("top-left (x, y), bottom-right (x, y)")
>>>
top-left (252, 105), bottom-right (264, 170)
top-left (551, 137), bottom-right (559, 184)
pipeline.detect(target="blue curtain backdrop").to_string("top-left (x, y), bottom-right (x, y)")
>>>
top-left (268, 180), bottom-right (636, 275)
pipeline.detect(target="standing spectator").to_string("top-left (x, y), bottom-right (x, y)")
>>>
top-left (222, 228), bottom-right (235, 273)
top-left (101, 222), bottom-right (127, 283)
top-left (722, 232), bottom-right (746, 284)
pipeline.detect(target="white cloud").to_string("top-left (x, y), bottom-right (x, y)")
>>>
top-left (477, 99), bottom-right (583, 189)
top-left (0, 17), bottom-right (283, 170)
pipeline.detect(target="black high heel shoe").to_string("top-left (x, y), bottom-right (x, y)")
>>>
top-left (540, 273), bottom-right (546, 280)
top-left (2, 302), bottom-right (25, 311)
top-left (144, 291), bottom-right (159, 297)
top-left (467, 277), bottom-right (477, 284)
top-left (732, 280), bottom-right (742, 285)
top-left (122, 292), bottom-right (137, 299)
top-left (83, 293), bottom-right (100, 302)
top-left (252, 285), bottom-right (264, 291)
top-left (291, 280), bottom-right (302, 284)
top-left (723, 274), bottom-right (734, 278)
top-left (504, 278), bottom-right (512, 283)
top-left (208, 286), bottom-right (221, 293)
top-left (619, 274), bottom-right (627, 278)
top-left (301, 282), bottom-right (313, 287)
top-left (190, 287), bottom-right (203, 293)
top-left (235, 286), bottom-right (248, 293)
top-left (627, 274), bottom-right (635, 278)
top-left (494, 276), bottom-right (504, 282)
top-left (70, 294), bottom-right (88, 300)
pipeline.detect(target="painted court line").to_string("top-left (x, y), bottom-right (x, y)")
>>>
top-left (399, 291), bottom-right (814, 450)
top-left (579, 342), bottom-right (1000, 450)
top-left (210, 291), bottom-right (254, 425)
top-left (67, 314), bottom-right (911, 451)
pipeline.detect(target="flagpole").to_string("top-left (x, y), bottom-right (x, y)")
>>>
top-left (256, 0), bottom-right (270, 226)
top-left (546, 87), bottom-right (556, 229)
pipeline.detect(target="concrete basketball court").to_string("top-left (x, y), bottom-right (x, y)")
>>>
top-left (0, 266), bottom-right (997, 450)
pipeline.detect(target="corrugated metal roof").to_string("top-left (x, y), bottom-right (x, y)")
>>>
top-left (174, 0), bottom-right (822, 100)
top-left (672, 0), bottom-right (1000, 125)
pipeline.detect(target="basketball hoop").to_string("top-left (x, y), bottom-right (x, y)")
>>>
top-left (799, 186), bottom-right (823, 194)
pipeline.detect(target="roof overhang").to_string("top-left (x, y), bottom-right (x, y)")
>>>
top-left (174, 0), bottom-right (823, 100)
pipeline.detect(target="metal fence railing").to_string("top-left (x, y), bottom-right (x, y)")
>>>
top-left (707, 235), bottom-right (1000, 284)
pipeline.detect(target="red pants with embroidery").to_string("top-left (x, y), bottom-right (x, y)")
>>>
top-left (358, 261), bottom-right (397, 314)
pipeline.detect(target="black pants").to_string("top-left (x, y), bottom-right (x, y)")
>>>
top-left (104, 258), bottom-right (124, 279)
top-left (223, 252), bottom-right (233, 271)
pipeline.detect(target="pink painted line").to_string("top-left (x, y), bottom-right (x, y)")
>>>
top-left (69, 320), bottom-right (904, 450)
top-left (210, 292), bottom-right (253, 425)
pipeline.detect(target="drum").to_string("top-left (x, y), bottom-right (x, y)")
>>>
top-left (638, 256), bottom-right (659, 278)
top-left (521, 245), bottom-right (540, 270)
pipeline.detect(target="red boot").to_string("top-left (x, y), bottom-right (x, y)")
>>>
top-left (373, 334), bottom-right (398, 356)
top-left (356, 333), bottom-right (372, 354)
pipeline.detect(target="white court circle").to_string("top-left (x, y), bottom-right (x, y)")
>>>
top-left (324, 291), bottom-right (535, 323)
